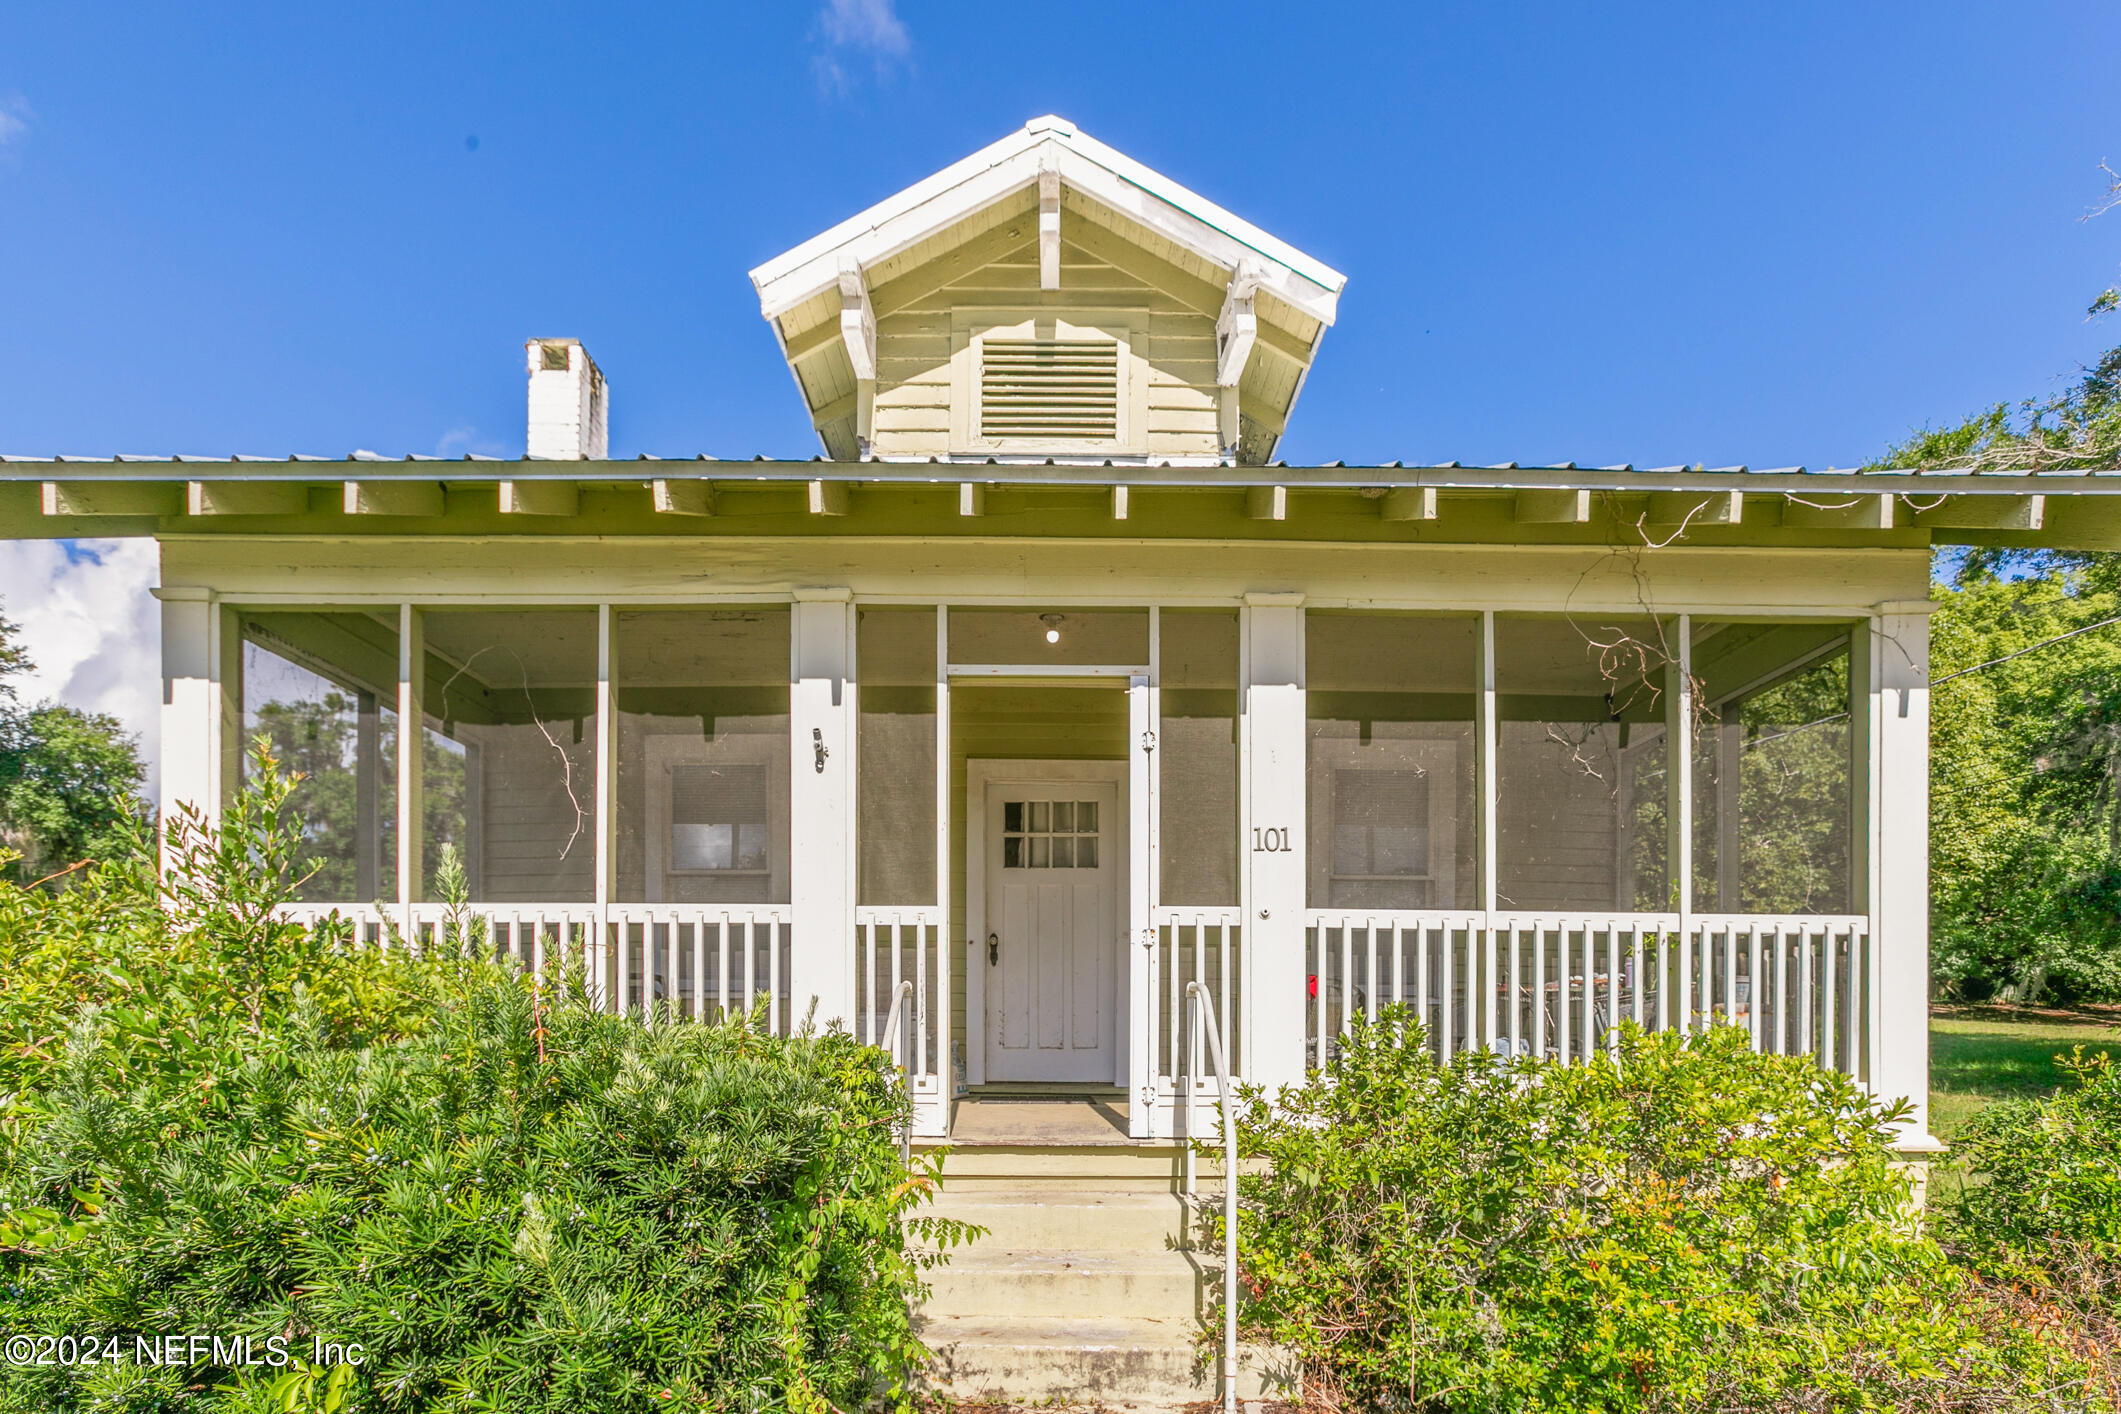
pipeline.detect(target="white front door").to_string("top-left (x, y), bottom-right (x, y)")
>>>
top-left (984, 779), bottom-right (1119, 1082)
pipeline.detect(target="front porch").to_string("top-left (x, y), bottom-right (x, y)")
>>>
top-left (224, 580), bottom-right (1929, 1151)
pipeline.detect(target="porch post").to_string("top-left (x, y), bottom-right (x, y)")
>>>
top-left (791, 589), bottom-right (856, 1032)
top-left (396, 605), bottom-right (422, 932)
top-left (1128, 671), bottom-right (1157, 1137)
top-left (1243, 592), bottom-right (1307, 1096)
top-left (1868, 603), bottom-right (1939, 1150)
top-left (154, 588), bottom-right (228, 864)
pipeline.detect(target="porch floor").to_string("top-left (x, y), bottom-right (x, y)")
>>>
top-left (947, 1097), bottom-right (1134, 1146)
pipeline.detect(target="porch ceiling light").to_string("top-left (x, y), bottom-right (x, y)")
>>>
top-left (1040, 613), bottom-right (1065, 644)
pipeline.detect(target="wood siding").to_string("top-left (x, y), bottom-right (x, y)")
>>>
top-left (872, 235), bottom-right (1222, 461)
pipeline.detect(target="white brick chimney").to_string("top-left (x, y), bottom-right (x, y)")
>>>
top-left (525, 338), bottom-right (609, 460)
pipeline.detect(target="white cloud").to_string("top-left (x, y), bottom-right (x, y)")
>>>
top-left (0, 95), bottom-right (32, 151)
top-left (814, 0), bottom-right (910, 93)
top-left (820, 0), bottom-right (909, 54)
top-left (0, 539), bottom-right (162, 797)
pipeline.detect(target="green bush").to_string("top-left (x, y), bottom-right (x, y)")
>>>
top-left (1943, 1048), bottom-right (2121, 1327)
top-left (1, 753), bottom-right (967, 1413)
top-left (1214, 1011), bottom-right (2106, 1413)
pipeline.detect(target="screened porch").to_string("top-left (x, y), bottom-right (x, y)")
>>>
top-left (236, 596), bottom-right (1919, 1143)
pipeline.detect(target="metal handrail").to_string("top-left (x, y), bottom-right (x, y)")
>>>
top-left (877, 979), bottom-right (916, 1166)
top-left (1183, 979), bottom-right (1239, 1414)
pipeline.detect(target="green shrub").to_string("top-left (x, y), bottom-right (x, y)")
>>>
top-left (1, 753), bottom-right (968, 1413)
top-left (1213, 1011), bottom-right (2106, 1413)
top-left (1943, 1048), bottom-right (2121, 1325)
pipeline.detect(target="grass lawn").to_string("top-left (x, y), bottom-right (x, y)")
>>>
top-left (1931, 1004), bottom-right (2121, 1142)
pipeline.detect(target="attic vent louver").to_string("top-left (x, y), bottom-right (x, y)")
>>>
top-left (979, 339), bottom-right (1118, 441)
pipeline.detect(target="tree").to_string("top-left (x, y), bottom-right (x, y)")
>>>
top-left (1880, 163), bottom-right (2121, 1001)
top-left (0, 610), bottom-right (147, 887)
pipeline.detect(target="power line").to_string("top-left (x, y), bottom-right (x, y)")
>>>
top-left (1932, 611), bottom-right (2121, 686)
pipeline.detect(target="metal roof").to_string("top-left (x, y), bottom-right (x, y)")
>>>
top-left (3, 454), bottom-right (2115, 496)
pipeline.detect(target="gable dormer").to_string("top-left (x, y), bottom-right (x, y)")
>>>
top-left (749, 116), bottom-right (1345, 466)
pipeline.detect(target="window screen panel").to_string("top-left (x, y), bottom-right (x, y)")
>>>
top-left (613, 608), bottom-right (790, 906)
top-left (420, 609), bottom-right (599, 904)
top-left (240, 611), bottom-right (400, 904)
top-left (1495, 615), bottom-right (1672, 912)
top-left (1306, 613), bottom-right (1478, 910)
top-left (859, 607), bottom-right (938, 906)
top-left (1160, 609), bottom-right (1239, 906)
top-left (1690, 621), bottom-right (1854, 914)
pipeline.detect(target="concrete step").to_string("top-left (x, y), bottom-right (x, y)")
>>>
top-left (920, 1140), bottom-right (1197, 1188)
top-left (921, 1245), bottom-right (1206, 1323)
top-left (917, 1313), bottom-right (1220, 1408)
top-left (922, 1186), bottom-right (1197, 1250)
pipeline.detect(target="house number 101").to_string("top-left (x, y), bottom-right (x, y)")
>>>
top-left (1252, 827), bottom-right (1291, 853)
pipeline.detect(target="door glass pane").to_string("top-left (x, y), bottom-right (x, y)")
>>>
top-left (1496, 615), bottom-right (1672, 912)
top-left (420, 609), bottom-right (598, 903)
top-left (240, 611), bottom-right (399, 904)
top-left (1002, 797), bottom-right (1103, 870)
top-left (1307, 612), bottom-right (1478, 910)
top-left (859, 607), bottom-right (938, 905)
top-left (1160, 609), bottom-right (1239, 906)
top-left (613, 607), bottom-right (791, 905)
top-left (1691, 621), bottom-right (1854, 914)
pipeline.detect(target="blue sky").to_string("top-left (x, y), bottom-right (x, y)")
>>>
top-left (2, 2), bottom-right (2117, 469)
top-left (0, 2), bottom-right (2117, 777)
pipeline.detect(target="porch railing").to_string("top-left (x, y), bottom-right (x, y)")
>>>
top-left (1148, 907), bottom-right (1246, 1105)
top-left (277, 901), bottom-right (795, 1034)
top-left (1304, 911), bottom-right (1872, 1081)
top-left (853, 907), bottom-right (948, 1136)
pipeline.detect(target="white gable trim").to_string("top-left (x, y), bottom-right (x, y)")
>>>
top-left (749, 117), bottom-right (1346, 328)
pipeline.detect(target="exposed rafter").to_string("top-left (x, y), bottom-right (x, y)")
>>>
top-left (1246, 485), bottom-right (1288, 521)
top-left (344, 481), bottom-right (444, 517)
top-left (499, 481), bottom-right (578, 517)
top-left (1648, 490), bottom-right (1743, 527)
top-left (1912, 494), bottom-right (2043, 530)
top-left (1381, 486), bottom-right (1436, 521)
top-left (1782, 494), bottom-right (1893, 531)
top-left (187, 481), bottom-right (306, 516)
top-left (1515, 489), bottom-right (1590, 524)
top-left (652, 478), bottom-right (716, 516)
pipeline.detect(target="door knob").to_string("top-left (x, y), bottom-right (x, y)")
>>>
top-left (988, 932), bottom-right (999, 966)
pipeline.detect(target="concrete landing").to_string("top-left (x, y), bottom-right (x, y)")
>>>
top-left (947, 1097), bottom-right (1134, 1145)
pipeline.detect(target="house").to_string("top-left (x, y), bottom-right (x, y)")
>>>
top-left (5, 115), bottom-right (2114, 1403)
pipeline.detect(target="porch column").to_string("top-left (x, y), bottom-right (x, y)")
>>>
top-left (1243, 592), bottom-right (1307, 1095)
top-left (1867, 602), bottom-right (1940, 1151)
top-left (396, 605), bottom-right (422, 927)
top-left (791, 589), bottom-right (856, 1031)
top-left (155, 588), bottom-right (236, 864)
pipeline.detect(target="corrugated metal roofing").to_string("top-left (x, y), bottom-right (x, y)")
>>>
top-left (3, 453), bottom-right (2114, 481)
